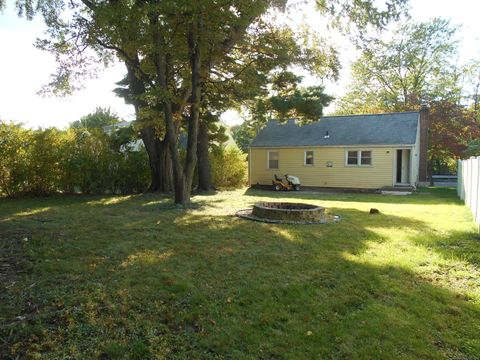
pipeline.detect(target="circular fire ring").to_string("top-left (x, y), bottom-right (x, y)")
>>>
top-left (236, 202), bottom-right (335, 225)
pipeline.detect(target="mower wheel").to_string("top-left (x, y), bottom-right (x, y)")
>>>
top-left (294, 185), bottom-right (301, 191)
top-left (274, 184), bottom-right (282, 191)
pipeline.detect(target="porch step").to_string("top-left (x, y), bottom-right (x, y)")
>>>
top-left (381, 185), bottom-right (415, 192)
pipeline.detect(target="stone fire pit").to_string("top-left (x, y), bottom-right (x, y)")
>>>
top-left (236, 202), bottom-right (328, 224)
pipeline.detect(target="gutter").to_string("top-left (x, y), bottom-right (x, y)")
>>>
top-left (249, 144), bottom-right (416, 149)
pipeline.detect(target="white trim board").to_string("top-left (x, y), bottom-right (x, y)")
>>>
top-left (250, 144), bottom-right (415, 149)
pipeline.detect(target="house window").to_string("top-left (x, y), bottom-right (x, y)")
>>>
top-left (268, 151), bottom-right (279, 169)
top-left (347, 150), bottom-right (358, 165)
top-left (346, 150), bottom-right (372, 166)
top-left (361, 151), bottom-right (372, 165)
top-left (304, 150), bottom-right (314, 166)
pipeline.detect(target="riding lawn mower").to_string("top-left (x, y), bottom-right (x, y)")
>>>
top-left (272, 174), bottom-right (301, 191)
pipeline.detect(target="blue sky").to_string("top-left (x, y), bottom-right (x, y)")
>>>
top-left (0, 0), bottom-right (479, 128)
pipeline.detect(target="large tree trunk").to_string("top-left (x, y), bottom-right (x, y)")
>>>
top-left (140, 127), bottom-right (173, 192)
top-left (140, 126), bottom-right (161, 192)
top-left (178, 22), bottom-right (202, 203)
top-left (158, 139), bottom-right (173, 192)
top-left (197, 120), bottom-right (213, 191)
top-left (152, 17), bottom-right (201, 205)
top-left (153, 30), bottom-right (190, 204)
top-left (162, 107), bottom-right (185, 203)
top-left (124, 61), bottom-right (174, 193)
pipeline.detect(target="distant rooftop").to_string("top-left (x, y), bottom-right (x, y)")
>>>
top-left (103, 120), bottom-right (132, 131)
top-left (250, 112), bottom-right (419, 148)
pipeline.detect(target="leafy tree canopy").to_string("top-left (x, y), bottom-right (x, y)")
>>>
top-left (232, 71), bottom-right (334, 152)
top-left (428, 101), bottom-right (479, 170)
top-left (334, 18), bottom-right (480, 173)
top-left (461, 60), bottom-right (480, 119)
top-left (335, 18), bottom-right (461, 114)
top-left (70, 107), bottom-right (120, 129)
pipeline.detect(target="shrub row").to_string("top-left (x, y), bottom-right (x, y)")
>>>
top-left (0, 122), bottom-right (248, 197)
top-left (0, 122), bottom-right (150, 197)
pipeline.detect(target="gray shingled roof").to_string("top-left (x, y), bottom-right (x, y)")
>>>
top-left (250, 112), bottom-right (419, 147)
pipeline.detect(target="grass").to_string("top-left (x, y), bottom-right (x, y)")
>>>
top-left (0, 187), bottom-right (479, 359)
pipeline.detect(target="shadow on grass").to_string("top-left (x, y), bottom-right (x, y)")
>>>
top-left (411, 229), bottom-right (480, 268)
top-left (1, 191), bottom-right (479, 358)
top-left (107, 212), bottom-right (478, 359)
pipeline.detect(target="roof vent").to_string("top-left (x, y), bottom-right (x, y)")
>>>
top-left (324, 131), bottom-right (330, 139)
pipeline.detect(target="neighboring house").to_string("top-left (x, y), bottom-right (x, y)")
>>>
top-left (179, 120), bottom-right (237, 149)
top-left (103, 121), bottom-right (144, 151)
top-left (103, 120), bottom-right (132, 134)
top-left (248, 109), bottom-right (429, 189)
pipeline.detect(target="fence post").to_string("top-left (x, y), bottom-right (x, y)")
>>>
top-left (476, 158), bottom-right (480, 225)
top-left (465, 159), bottom-right (470, 207)
top-left (470, 158), bottom-right (475, 216)
top-left (457, 157), bottom-right (480, 228)
top-left (473, 157), bottom-right (480, 222)
top-left (457, 160), bottom-right (462, 198)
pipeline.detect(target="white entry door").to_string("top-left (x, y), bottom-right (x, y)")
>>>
top-left (396, 149), bottom-right (411, 184)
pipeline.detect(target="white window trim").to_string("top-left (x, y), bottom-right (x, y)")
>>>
top-left (345, 149), bottom-right (373, 167)
top-left (304, 150), bottom-right (314, 166)
top-left (267, 151), bottom-right (279, 169)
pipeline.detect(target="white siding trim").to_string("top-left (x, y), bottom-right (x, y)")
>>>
top-left (252, 144), bottom-right (415, 149)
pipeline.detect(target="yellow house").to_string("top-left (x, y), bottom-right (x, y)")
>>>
top-left (248, 110), bottom-right (429, 190)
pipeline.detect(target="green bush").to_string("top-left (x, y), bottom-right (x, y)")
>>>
top-left (0, 120), bottom-right (248, 197)
top-left (28, 128), bottom-right (66, 195)
top-left (115, 144), bottom-right (150, 194)
top-left (210, 145), bottom-right (247, 189)
top-left (0, 121), bottom-right (150, 197)
top-left (62, 129), bottom-right (115, 194)
top-left (0, 122), bottom-right (31, 197)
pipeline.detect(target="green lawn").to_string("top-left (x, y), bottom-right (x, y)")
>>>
top-left (1, 188), bottom-right (479, 359)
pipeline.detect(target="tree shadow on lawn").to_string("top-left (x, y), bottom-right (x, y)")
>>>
top-left (122, 211), bottom-right (479, 359)
top-left (0, 186), bottom-right (461, 231)
top-left (411, 228), bottom-right (480, 269)
top-left (0, 192), bottom-right (222, 224)
top-left (2, 199), bottom-right (480, 359)
top-left (243, 187), bottom-right (463, 206)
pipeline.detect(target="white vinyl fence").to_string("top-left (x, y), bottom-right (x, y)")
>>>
top-left (458, 157), bottom-right (480, 224)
